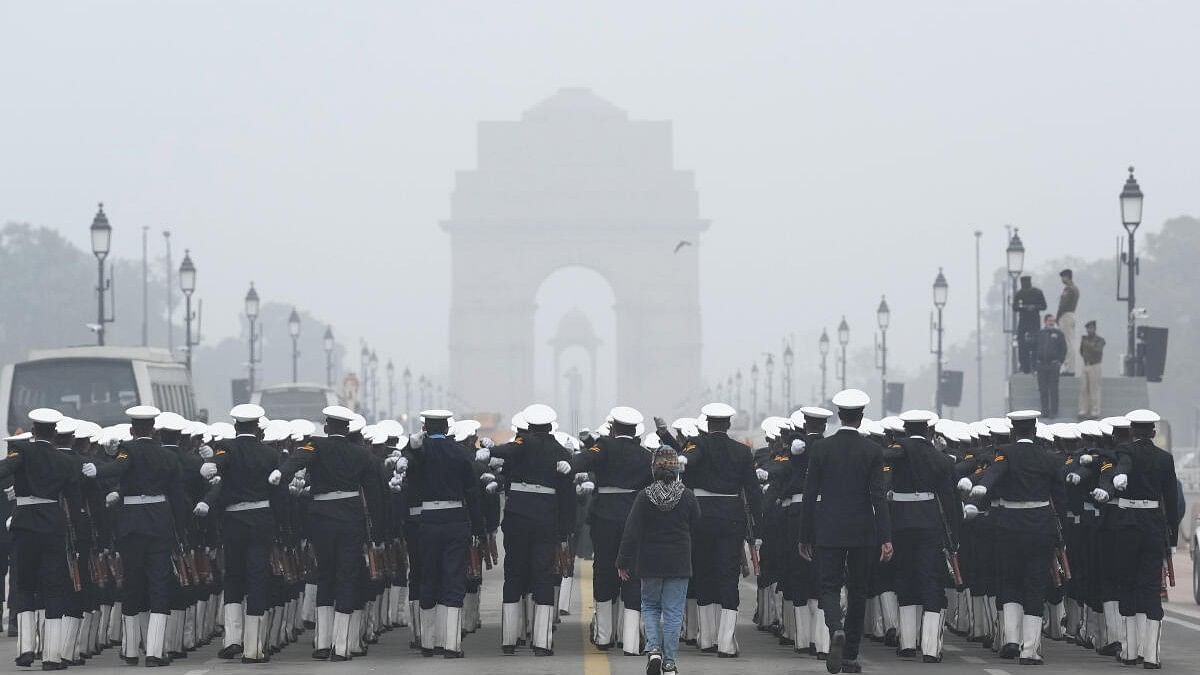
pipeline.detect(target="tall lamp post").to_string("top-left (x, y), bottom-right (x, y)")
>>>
top-left (403, 367), bottom-right (412, 426)
top-left (179, 250), bottom-right (198, 371)
top-left (837, 317), bottom-right (850, 391)
top-left (782, 344), bottom-right (794, 412)
top-left (387, 360), bottom-right (395, 419)
top-left (244, 283), bottom-right (260, 392)
top-left (89, 204), bottom-right (113, 345)
top-left (818, 329), bottom-right (830, 403)
top-left (323, 326), bottom-right (335, 387)
top-left (932, 269), bottom-right (949, 416)
top-left (288, 308), bottom-right (301, 382)
top-left (1118, 167), bottom-right (1144, 376)
top-left (750, 363), bottom-right (759, 424)
top-left (735, 370), bottom-right (743, 415)
top-left (764, 353), bottom-right (775, 414)
top-left (1005, 229), bottom-right (1025, 375)
top-left (418, 375), bottom-right (427, 410)
top-left (875, 297), bottom-right (890, 416)
top-left (369, 350), bottom-right (379, 419)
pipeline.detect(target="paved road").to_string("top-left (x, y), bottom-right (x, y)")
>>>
top-left (5, 551), bottom-right (1199, 674)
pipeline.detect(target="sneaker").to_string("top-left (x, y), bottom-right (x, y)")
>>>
top-left (662, 659), bottom-right (678, 673)
top-left (646, 652), bottom-right (662, 675)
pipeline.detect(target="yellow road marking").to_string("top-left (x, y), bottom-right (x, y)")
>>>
top-left (579, 561), bottom-right (611, 675)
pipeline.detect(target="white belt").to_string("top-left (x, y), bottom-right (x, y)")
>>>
top-left (1083, 503), bottom-right (1099, 513)
top-left (791, 493), bottom-right (804, 504)
top-left (995, 499), bottom-right (1049, 509)
top-left (1066, 512), bottom-right (1081, 523)
top-left (781, 497), bottom-right (792, 507)
top-left (510, 482), bottom-right (555, 495)
top-left (990, 499), bottom-right (1002, 507)
top-left (313, 490), bottom-right (359, 501)
top-left (597, 487), bottom-right (635, 494)
top-left (123, 495), bottom-right (166, 505)
top-left (16, 496), bottom-right (56, 506)
top-left (891, 492), bottom-right (935, 502)
top-left (226, 500), bottom-right (269, 512)
top-left (421, 500), bottom-right (463, 510)
top-left (693, 488), bottom-right (738, 498)
top-left (1118, 498), bottom-right (1159, 510)
top-left (408, 507), bottom-right (423, 516)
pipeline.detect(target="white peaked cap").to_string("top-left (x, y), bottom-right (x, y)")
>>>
top-left (831, 389), bottom-right (870, 410)
top-left (522, 404), bottom-right (557, 426)
top-left (608, 406), bottom-right (644, 426)
top-left (1126, 409), bottom-right (1161, 424)
top-left (230, 404), bottom-right (265, 422)
top-left (452, 419), bottom-right (482, 442)
top-left (29, 408), bottom-right (64, 425)
top-left (126, 405), bottom-right (161, 420)
top-left (700, 402), bottom-right (736, 419)
top-left (322, 406), bottom-right (355, 422)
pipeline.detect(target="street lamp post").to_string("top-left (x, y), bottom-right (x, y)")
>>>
top-left (764, 354), bottom-right (775, 414)
top-left (1005, 228), bottom-right (1025, 375)
top-left (783, 344), bottom-right (794, 412)
top-left (750, 363), bottom-right (759, 425)
top-left (179, 250), bottom-right (197, 371)
top-left (323, 326), bottom-right (335, 387)
top-left (1118, 167), bottom-right (1144, 376)
top-left (932, 269), bottom-right (949, 416)
top-left (369, 351), bottom-right (379, 419)
top-left (819, 329), bottom-right (830, 404)
top-left (403, 368), bottom-right (412, 427)
top-left (875, 297), bottom-right (890, 416)
top-left (387, 360), bottom-right (395, 419)
top-left (837, 317), bottom-right (850, 391)
top-left (735, 370), bottom-right (743, 415)
top-left (89, 204), bottom-right (113, 345)
top-left (244, 283), bottom-right (260, 393)
top-left (288, 308), bottom-right (301, 383)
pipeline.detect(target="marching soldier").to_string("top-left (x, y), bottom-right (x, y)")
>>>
top-left (783, 407), bottom-right (832, 658)
top-left (799, 390), bottom-right (892, 675)
top-left (571, 406), bottom-right (653, 654)
top-left (488, 404), bottom-right (576, 656)
top-left (679, 402), bottom-right (762, 659)
top-left (1, 409), bottom-right (84, 670)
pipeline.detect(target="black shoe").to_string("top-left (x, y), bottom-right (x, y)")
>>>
top-left (595, 641), bottom-right (613, 651)
top-left (122, 656), bottom-right (139, 666)
top-left (646, 653), bottom-right (662, 675)
top-left (533, 647), bottom-right (554, 656)
top-left (421, 649), bottom-right (434, 658)
top-left (718, 650), bottom-right (738, 658)
top-left (16, 653), bottom-right (36, 668)
top-left (898, 648), bottom-right (917, 657)
top-left (144, 656), bottom-right (169, 667)
top-left (1000, 642), bottom-right (1020, 659)
top-left (241, 656), bottom-right (269, 664)
top-left (1019, 657), bottom-right (1044, 666)
top-left (330, 653), bottom-right (350, 662)
top-left (1144, 662), bottom-right (1161, 670)
top-left (443, 650), bottom-right (463, 659)
top-left (303, 621), bottom-right (315, 629)
top-left (1100, 642), bottom-right (1122, 656)
top-left (42, 661), bottom-right (67, 671)
top-left (66, 658), bottom-right (85, 666)
top-left (780, 636), bottom-right (795, 646)
top-left (218, 644), bottom-right (243, 659)
top-left (924, 654), bottom-right (942, 663)
top-left (817, 651), bottom-right (828, 660)
top-left (681, 638), bottom-right (696, 647)
top-left (841, 660), bottom-right (862, 674)
top-left (168, 651), bottom-right (186, 660)
top-left (311, 648), bottom-right (330, 660)
top-left (827, 629), bottom-right (845, 674)
top-left (501, 646), bottom-right (515, 655)
top-left (700, 645), bottom-right (717, 653)
top-left (981, 635), bottom-right (994, 649)
top-left (883, 628), bottom-right (898, 647)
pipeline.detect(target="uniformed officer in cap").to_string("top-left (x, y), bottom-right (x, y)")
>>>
top-left (782, 406), bottom-right (832, 658)
top-left (275, 405), bottom-right (384, 662)
top-left (799, 390), bottom-right (892, 675)
top-left (887, 409), bottom-right (961, 663)
top-left (408, 410), bottom-right (483, 658)
top-left (488, 403), bottom-right (576, 656)
top-left (678, 402), bottom-right (761, 659)
top-left (966, 410), bottom-right (1066, 665)
top-left (571, 405), bottom-right (653, 653)
top-left (1104, 409), bottom-right (1178, 669)
top-left (194, 403), bottom-right (280, 663)
top-left (1, 409), bottom-right (84, 670)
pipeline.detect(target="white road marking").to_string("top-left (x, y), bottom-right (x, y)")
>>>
top-left (984, 669), bottom-right (1012, 675)
top-left (960, 655), bottom-right (986, 664)
top-left (1164, 615), bottom-right (1200, 632)
top-left (184, 670), bottom-right (210, 675)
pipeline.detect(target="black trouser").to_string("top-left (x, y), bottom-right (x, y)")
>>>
top-left (310, 514), bottom-right (365, 613)
top-left (11, 529), bottom-right (70, 618)
top-left (590, 517), bottom-right (639, 609)
top-left (691, 514), bottom-right (744, 609)
top-left (1115, 526), bottom-right (1165, 620)
top-left (418, 518), bottom-right (468, 609)
top-left (404, 520), bottom-right (421, 594)
top-left (117, 533), bottom-right (174, 615)
top-left (815, 546), bottom-right (872, 660)
top-left (1037, 363), bottom-right (1061, 417)
top-left (1018, 330), bottom-right (1038, 373)
top-left (971, 520), bottom-right (997, 596)
top-left (223, 520), bottom-right (271, 614)
top-left (501, 513), bottom-right (556, 605)
top-left (784, 511), bottom-right (815, 603)
top-left (996, 529), bottom-right (1054, 616)
top-left (893, 529), bottom-right (945, 609)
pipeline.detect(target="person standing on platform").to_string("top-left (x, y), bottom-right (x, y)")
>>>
top-left (1078, 321), bottom-right (1106, 419)
top-left (1057, 269), bottom-right (1080, 376)
top-left (1036, 315), bottom-right (1068, 419)
top-left (1014, 276), bottom-right (1048, 374)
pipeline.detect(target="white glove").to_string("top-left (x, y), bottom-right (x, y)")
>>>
top-left (963, 504), bottom-right (980, 519)
top-left (1171, 546), bottom-right (1177, 555)
top-left (193, 502), bottom-right (209, 517)
top-left (4, 486), bottom-right (14, 501)
top-left (574, 472), bottom-right (589, 483)
top-left (384, 451), bottom-right (400, 468)
top-left (106, 491), bottom-right (119, 506)
top-left (754, 538), bottom-right (764, 552)
top-left (580, 481), bottom-right (595, 495)
top-left (388, 476), bottom-right (404, 492)
top-left (1113, 474), bottom-right (1128, 491)
top-left (394, 457), bottom-right (409, 473)
top-left (480, 437), bottom-right (495, 449)
top-left (485, 481), bottom-right (499, 494)
top-left (198, 445), bottom-right (214, 459)
top-left (289, 478), bottom-right (304, 496)
top-left (200, 462), bottom-right (218, 479)
top-left (409, 432), bottom-right (425, 449)
top-left (209, 475), bottom-right (222, 486)
top-left (756, 468), bottom-right (769, 482)
top-left (678, 455), bottom-right (688, 468)
top-left (1091, 488), bottom-right (1110, 503)
top-left (1079, 454), bottom-right (1093, 465)
top-left (969, 485), bottom-right (987, 498)
top-left (489, 457), bottom-right (505, 469)
top-left (790, 439), bottom-right (806, 455)
top-left (475, 448), bottom-right (491, 463)
top-left (481, 472), bottom-right (496, 483)
top-left (956, 477), bottom-right (973, 493)
top-left (4, 517), bottom-right (9, 531)
top-left (268, 469), bottom-right (282, 485)
top-left (1066, 473), bottom-right (1082, 485)
top-left (556, 460), bottom-right (571, 474)
top-left (81, 462), bottom-right (97, 478)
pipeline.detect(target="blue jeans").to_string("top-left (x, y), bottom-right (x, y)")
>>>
top-left (641, 577), bottom-right (689, 663)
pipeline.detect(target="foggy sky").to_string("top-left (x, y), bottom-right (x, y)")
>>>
top-left (3, 1), bottom-right (1198, 413)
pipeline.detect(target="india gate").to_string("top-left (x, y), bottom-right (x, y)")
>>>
top-left (443, 88), bottom-right (708, 424)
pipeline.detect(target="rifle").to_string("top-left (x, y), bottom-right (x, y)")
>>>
top-left (486, 532), bottom-right (499, 566)
top-left (553, 541), bottom-right (574, 578)
top-left (467, 537), bottom-right (484, 580)
top-left (1049, 503), bottom-right (1072, 584)
top-left (932, 491), bottom-right (964, 587)
top-left (360, 494), bottom-right (385, 582)
top-left (60, 498), bottom-right (83, 593)
top-left (1161, 503), bottom-right (1176, 599)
